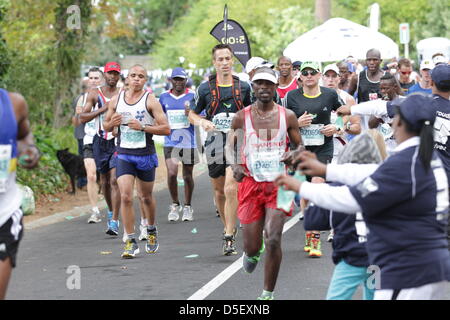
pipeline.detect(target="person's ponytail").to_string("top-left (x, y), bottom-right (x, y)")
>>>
top-left (418, 120), bottom-right (434, 172)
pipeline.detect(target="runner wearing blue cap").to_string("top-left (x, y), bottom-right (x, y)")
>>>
top-left (159, 67), bottom-right (198, 222)
top-left (276, 94), bottom-right (450, 299)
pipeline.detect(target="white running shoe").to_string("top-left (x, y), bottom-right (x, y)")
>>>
top-left (182, 205), bottom-right (194, 222)
top-left (327, 229), bottom-right (334, 242)
top-left (87, 211), bottom-right (101, 224)
top-left (168, 203), bottom-right (180, 222)
top-left (299, 210), bottom-right (304, 221)
top-left (138, 224), bottom-right (148, 241)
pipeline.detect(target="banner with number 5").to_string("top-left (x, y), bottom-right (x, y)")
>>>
top-left (210, 19), bottom-right (252, 68)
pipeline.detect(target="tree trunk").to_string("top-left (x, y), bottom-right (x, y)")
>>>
top-left (315, 0), bottom-right (331, 24)
top-left (52, 0), bottom-right (91, 128)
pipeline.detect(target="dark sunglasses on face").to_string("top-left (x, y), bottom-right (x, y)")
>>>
top-left (301, 70), bottom-right (319, 76)
top-left (401, 71), bottom-right (411, 75)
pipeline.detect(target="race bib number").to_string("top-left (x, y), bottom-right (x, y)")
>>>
top-left (167, 109), bottom-right (190, 129)
top-left (0, 145), bottom-right (12, 193)
top-left (119, 125), bottom-right (146, 149)
top-left (379, 123), bottom-right (393, 141)
top-left (249, 150), bottom-right (284, 182)
top-left (369, 93), bottom-right (379, 101)
top-left (301, 124), bottom-right (324, 146)
top-left (212, 112), bottom-right (236, 133)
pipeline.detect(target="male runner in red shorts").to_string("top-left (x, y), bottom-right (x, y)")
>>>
top-left (228, 67), bottom-right (302, 300)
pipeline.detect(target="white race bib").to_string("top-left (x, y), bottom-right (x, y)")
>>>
top-left (0, 145), bottom-right (12, 193)
top-left (212, 112), bottom-right (236, 133)
top-left (119, 125), bottom-right (146, 149)
top-left (301, 124), bottom-right (324, 146)
top-left (167, 109), bottom-right (190, 129)
top-left (248, 149), bottom-right (284, 182)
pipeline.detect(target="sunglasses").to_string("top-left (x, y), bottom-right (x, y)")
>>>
top-left (400, 71), bottom-right (411, 75)
top-left (301, 70), bottom-right (319, 76)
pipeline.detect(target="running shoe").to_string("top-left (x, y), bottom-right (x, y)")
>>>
top-left (257, 294), bottom-right (274, 300)
top-left (106, 211), bottom-right (113, 229)
top-left (168, 203), bottom-right (181, 222)
top-left (223, 235), bottom-right (237, 256)
top-left (299, 210), bottom-right (304, 221)
top-left (327, 229), bottom-right (334, 242)
top-left (121, 239), bottom-right (139, 259)
top-left (138, 224), bottom-right (148, 241)
top-left (242, 240), bottom-right (265, 274)
top-left (146, 228), bottom-right (159, 253)
top-left (304, 232), bottom-right (312, 253)
top-left (182, 205), bottom-right (194, 222)
top-left (106, 220), bottom-right (119, 236)
top-left (309, 235), bottom-right (322, 258)
top-left (87, 210), bottom-right (101, 224)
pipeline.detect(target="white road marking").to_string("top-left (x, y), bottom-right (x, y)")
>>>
top-left (187, 213), bottom-right (300, 300)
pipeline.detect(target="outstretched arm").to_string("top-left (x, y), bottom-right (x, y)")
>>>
top-left (10, 92), bottom-right (39, 169)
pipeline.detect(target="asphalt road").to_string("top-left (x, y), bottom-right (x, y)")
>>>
top-left (6, 172), bottom-right (450, 301)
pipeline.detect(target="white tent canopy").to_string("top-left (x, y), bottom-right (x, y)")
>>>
top-left (284, 18), bottom-right (399, 63)
top-left (416, 37), bottom-right (450, 62)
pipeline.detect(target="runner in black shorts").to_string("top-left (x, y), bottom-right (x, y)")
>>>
top-left (80, 62), bottom-right (121, 235)
top-left (0, 89), bottom-right (39, 299)
top-left (284, 61), bottom-right (343, 257)
top-left (188, 44), bottom-right (251, 255)
top-left (160, 67), bottom-right (199, 222)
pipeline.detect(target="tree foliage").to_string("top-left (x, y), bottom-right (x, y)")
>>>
top-left (151, 0), bottom-right (315, 70)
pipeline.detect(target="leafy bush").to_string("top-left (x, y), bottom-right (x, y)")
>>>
top-left (16, 125), bottom-right (78, 197)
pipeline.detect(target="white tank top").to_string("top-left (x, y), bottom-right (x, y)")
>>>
top-left (116, 90), bottom-right (154, 150)
top-left (242, 104), bottom-right (288, 182)
top-left (81, 93), bottom-right (96, 145)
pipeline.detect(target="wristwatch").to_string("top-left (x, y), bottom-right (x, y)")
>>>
top-left (140, 124), bottom-right (145, 131)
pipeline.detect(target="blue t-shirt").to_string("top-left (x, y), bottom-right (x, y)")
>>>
top-left (349, 145), bottom-right (450, 289)
top-left (433, 94), bottom-right (450, 181)
top-left (304, 183), bottom-right (369, 268)
top-left (0, 89), bottom-right (18, 158)
top-left (159, 91), bottom-right (196, 149)
top-left (407, 83), bottom-right (432, 95)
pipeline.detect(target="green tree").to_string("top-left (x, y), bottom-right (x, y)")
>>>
top-left (415, 0), bottom-right (450, 40)
top-left (151, 0), bottom-right (314, 71)
top-left (249, 6), bottom-right (316, 62)
top-left (53, 0), bottom-right (92, 128)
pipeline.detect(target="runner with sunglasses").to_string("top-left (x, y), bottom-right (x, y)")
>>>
top-left (284, 61), bottom-right (344, 257)
top-left (396, 58), bottom-right (417, 95)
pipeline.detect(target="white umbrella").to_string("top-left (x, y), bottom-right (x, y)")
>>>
top-left (284, 17), bottom-right (399, 63)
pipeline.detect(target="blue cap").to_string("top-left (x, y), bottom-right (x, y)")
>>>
top-left (392, 94), bottom-right (436, 131)
top-left (170, 67), bottom-right (188, 79)
top-left (431, 64), bottom-right (450, 88)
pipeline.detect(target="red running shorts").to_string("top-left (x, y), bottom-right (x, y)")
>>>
top-left (237, 176), bottom-right (293, 225)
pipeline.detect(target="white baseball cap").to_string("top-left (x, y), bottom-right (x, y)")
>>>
top-left (420, 60), bottom-right (434, 70)
top-left (323, 63), bottom-right (340, 76)
top-left (433, 55), bottom-right (448, 65)
top-left (252, 67), bottom-right (278, 84)
top-left (246, 57), bottom-right (265, 73)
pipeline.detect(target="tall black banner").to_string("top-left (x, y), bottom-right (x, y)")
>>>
top-left (210, 19), bottom-right (251, 68)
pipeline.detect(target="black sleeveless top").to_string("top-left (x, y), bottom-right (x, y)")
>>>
top-left (357, 69), bottom-right (384, 103)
